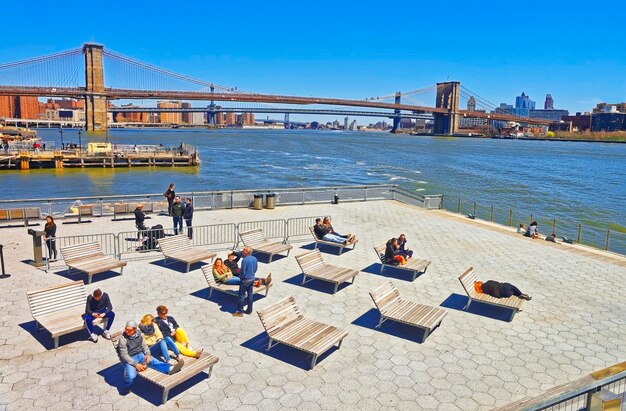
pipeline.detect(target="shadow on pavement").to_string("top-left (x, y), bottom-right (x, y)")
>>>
top-left (351, 308), bottom-right (428, 343)
top-left (440, 293), bottom-right (515, 322)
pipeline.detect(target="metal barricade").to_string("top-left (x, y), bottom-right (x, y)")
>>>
top-left (236, 219), bottom-right (287, 245)
top-left (44, 233), bottom-right (118, 271)
top-left (189, 223), bottom-right (238, 250)
top-left (286, 216), bottom-right (331, 243)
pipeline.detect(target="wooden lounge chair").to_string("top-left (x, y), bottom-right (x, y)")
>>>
top-left (26, 280), bottom-right (106, 349)
top-left (65, 205), bottom-right (94, 223)
top-left (158, 234), bottom-right (217, 273)
top-left (238, 228), bottom-right (293, 262)
top-left (61, 241), bottom-right (127, 284)
top-left (0, 207), bottom-right (40, 227)
top-left (458, 266), bottom-right (526, 321)
top-left (373, 244), bottom-right (431, 281)
top-left (257, 296), bottom-right (348, 369)
top-left (201, 265), bottom-right (271, 298)
top-left (369, 282), bottom-right (447, 342)
top-left (295, 249), bottom-right (359, 294)
top-left (308, 226), bottom-right (358, 255)
top-left (111, 331), bottom-right (219, 404)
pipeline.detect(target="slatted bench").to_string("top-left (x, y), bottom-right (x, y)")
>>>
top-left (113, 202), bottom-right (153, 221)
top-left (61, 241), bottom-right (127, 284)
top-left (0, 207), bottom-right (41, 227)
top-left (369, 282), bottom-right (447, 342)
top-left (257, 296), bottom-right (348, 369)
top-left (458, 266), bottom-right (526, 321)
top-left (295, 249), bottom-right (359, 294)
top-left (111, 331), bottom-right (219, 404)
top-left (65, 205), bottom-right (94, 223)
top-left (201, 264), bottom-right (271, 298)
top-left (158, 235), bottom-right (216, 273)
top-left (373, 244), bottom-right (431, 281)
top-left (308, 226), bottom-right (358, 255)
top-left (26, 280), bottom-right (106, 349)
top-left (239, 228), bottom-right (293, 263)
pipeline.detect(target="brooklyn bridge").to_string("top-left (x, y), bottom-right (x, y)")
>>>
top-left (0, 43), bottom-right (551, 133)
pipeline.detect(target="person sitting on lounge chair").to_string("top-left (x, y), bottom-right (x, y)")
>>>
top-left (474, 280), bottom-right (532, 300)
top-left (397, 234), bottom-right (413, 259)
top-left (385, 238), bottom-right (406, 266)
top-left (320, 217), bottom-right (355, 245)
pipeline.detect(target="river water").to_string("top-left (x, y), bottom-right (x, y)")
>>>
top-left (3, 128), bottom-right (626, 252)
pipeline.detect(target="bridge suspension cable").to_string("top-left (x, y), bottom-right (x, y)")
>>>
top-left (366, 85), bottom-right (436, 101)
top-left (0, 48), bottom-right (83, 88)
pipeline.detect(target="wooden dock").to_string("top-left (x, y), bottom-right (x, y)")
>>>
top-left (0, 150), bottom-right (200, 169)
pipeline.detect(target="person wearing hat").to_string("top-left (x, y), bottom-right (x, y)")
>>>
top-left (117, 320), bottom-right (184, 395)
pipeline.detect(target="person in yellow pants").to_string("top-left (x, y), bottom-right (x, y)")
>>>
top-left (154, 305), bottom-right (203, 359)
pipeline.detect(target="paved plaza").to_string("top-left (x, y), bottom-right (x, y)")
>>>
top-left (0, 200), bottom-right (624, 410)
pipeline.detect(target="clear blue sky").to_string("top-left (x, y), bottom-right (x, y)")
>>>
top-left (2, 0), bottom-right (625, 116)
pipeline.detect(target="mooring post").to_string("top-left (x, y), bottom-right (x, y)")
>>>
top-left (577, 224), bottom-right (582, 244)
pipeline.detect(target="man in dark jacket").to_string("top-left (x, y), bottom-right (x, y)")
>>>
top-left (172, 196), bottom-right (184, 235)
top-left (183, 198), bottom-right (194, 239)
top-left (164, 183), bottom-right (175, 216)
top-left (117, 320), bottom-right (183, 395)
top-left (83, 289), bottom-right (115, 342)
top-left (225, 251), bottom-right (241, 277)
top-left (313, 218), bottom-right (326, 240)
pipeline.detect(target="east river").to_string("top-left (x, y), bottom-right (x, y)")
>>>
top-left (3, 128), bottom-right (625, 252)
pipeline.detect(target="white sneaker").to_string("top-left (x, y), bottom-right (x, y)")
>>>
top-left (89, 333), bottom-right (98, 343)
top-left (102, 330), bottom-right (111, 340)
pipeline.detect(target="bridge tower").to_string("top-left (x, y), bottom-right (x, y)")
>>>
top-left (83, 43), bottom-right (108, 131)
top-left (284, 113), bottom-right (290, 129)
top-left (390, 92), bottom-right (401, 133)
top-left (433, 81), bottom-right (460, 135)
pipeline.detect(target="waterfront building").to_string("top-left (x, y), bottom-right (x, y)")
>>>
top-left (563, 112), bottom-right (591, 131)
top-left (467, 96), bottom-right (476, 112)
top-left (190, 112), bottom-right (205, 125)
top-left (0, 95), bottom-right (39, 119)
top-left (225, 112), bottom-right (236, 125)
top-left (157, 100), bottom-right (182, 124)
top-left (593, 102), bottom-right (626, 113)
top-left (344, 117), bottom-right (349, 130)
top-left (494, 103), bottom-right (515, 115)
top-left (459, 116), bottom-right (488, 128)
top-left (591, 112), bottom-right (626, 132)
top-left (528, 109), bottom-right (569, 121)
top-left (544, 94), bottom-right (554, 109)
top-left (514, 92), bottom-right (535, 117)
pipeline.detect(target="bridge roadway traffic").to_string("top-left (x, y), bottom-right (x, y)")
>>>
top-left (0, 85), bottom-right (552, 126)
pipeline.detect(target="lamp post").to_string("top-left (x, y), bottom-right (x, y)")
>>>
top-left (77, 129), bottom-right (82, 154)
top-left (59, 127), bottom-right (64, 150)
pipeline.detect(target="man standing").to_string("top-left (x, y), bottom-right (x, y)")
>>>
top-left (117, 320), bottom-right (183, 395)
top-left (233, 247), bottom-right (269, 317)
top-left (83, 289), bottom-right (115, 342)
top-left (172, 196), bottom-right (184, 235)
top-left (183, 197), bottom-right (194, 239)
top-left (164, 183), bottom-right (175, 216)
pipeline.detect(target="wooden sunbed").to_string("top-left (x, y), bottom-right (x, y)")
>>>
top-left (257, 296), bottom-right (348, 369)
top-left (238, 228), bottom-right (293, 262)
top-left (373, 244), bottom-right (431, 281)
top-left (201, 265), bottom-right (271, 298)
top-left (458, 266), bottom-right (526, 321)
top-left (158, 235), bottom-right (216, 272)
top-left (0, 207), bottom-right (40, 227)
top-left (111, 331), bottom-right (219, 404)
top-left (61, 241), bottom-right (127, 284)
top-left (295, 249), bottom-right (359, 294)
top-left (308, 226), bottom-right (358, 255)
top-left (65, 205), bottom-right (94, 223)
top-left (26, 280), bottom-right (106, 349)
top-left (369, 282), bottom-right (447, 342)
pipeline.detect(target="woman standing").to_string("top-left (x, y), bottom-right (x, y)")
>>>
top-left (44, 216), bottom-right (57, 261)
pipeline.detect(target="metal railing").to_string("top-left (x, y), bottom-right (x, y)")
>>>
top-left (494, 362), bottom-right (626, 411)
top-left (0, 185), bottom-right (442, 218)
top-left (444, 197), bottom-right (626, 256)
top-left (43, 216), bottom-right (326, 269)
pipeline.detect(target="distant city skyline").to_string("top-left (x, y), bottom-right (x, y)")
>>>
top-left (1, 1), bottom-right (624, 121)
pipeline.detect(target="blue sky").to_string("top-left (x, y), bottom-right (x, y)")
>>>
top-left (2, 0), bottom-right (625, 117)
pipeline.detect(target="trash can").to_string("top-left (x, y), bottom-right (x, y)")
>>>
top-left (0, 244), bottom-right (9, 279)
top-left (253, 194), bottom-right (263, 210)
top-left (265, 193), bottom-right (276, 209)
top-left (27, 228), bottom-right (46, 267)
top-left (333, 193), bottom-right (339, 205)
